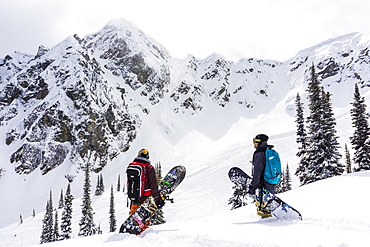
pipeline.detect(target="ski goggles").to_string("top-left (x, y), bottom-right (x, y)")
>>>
top-left (253, 138), bottom-right (261, 143)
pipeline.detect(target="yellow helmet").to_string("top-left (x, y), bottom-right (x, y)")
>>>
top-left (138, 148), bottom-right (149, 159)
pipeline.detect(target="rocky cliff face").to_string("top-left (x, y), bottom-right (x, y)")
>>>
top-left (0, 20), bottom-right (369, 180)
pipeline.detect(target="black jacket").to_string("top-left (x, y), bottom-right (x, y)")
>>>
top-left (248, 141), bottom-right (276, 194)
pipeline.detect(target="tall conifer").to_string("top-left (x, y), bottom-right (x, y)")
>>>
top-left (344, 143), bottom-right (352, 173)
top-left (58, 189), bottom-right (64, 209)
top-left (61, 183), bottom-right (73, 240)
top-left (109, 185), bottom-right (117, 232)
top-left (350, 83), bottom-right (370, 171)
top-left (40, 190), bottom-right (54, 244)
top-left (298, 64), bottom-right (343, 185)
top-left (54, 210), bottom-right (60, 241)
top-left (117, 175), bottom-right (121, 192)
top-left (79, 160), bottom-right (96, 236)
top-left (295, 92), bottom-right (309, 181)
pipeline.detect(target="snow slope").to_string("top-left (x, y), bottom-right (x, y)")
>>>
top-left (1, 170), bottom-right (369, 247)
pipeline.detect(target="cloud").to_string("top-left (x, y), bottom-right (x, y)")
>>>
top-left (1, 0), bottom-right (370, 61)
top-left (0, 1), bottom-right (68, 55)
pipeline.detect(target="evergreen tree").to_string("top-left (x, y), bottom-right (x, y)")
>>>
top-left (151, 162), bottom-right (166, 225)
top-left (19, 214), bottom-right (23, 224)
top-left (299, 64), bottom-right (323, 185)
top-left (275, 168), bottom-right (285, 194)
top-left (117, 174), bottom-right (121, 192)
top-left (79, 160), bottom-right (97, 237)
top-left (58, 189), bottom-right (64, 209)
top-left (99, 174), bottom-right (105, 193)
top-left (295, 92), bottom-right (309, 181)
top-left (276, 163), bottom-right (292, 193)
top-left (319, 90), bottom-right (344, 177)
top-left (350, 83), bottom-right (370, 171)
top-left (54, 210), bottom-right (60, 241)
top-left (298, 65), bottom-right (343, 185)
top-left (284, 163), bottom-right (292, 191)
top-left (95, 174), bottom-right (101, 196)
top-left (109, 185), bottom-right (117, 232)
top-left (40, 191), bottom-right (54, 244)
top-left (344, 143), bottom-right (353, 173)
top-left (95, 174), bottom-right (105, 196)
top-left (61, 183), bottom-right (74, 240)
top-left (155, 162), bottom-right (163, 182)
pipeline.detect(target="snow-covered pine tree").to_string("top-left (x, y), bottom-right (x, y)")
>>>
top-left (276, 163), bottom-right (292, 193)
top-left (54, 210), bottom-right (60, 241)
top-left (299, 64), bottom-right (323, 185)
top-left (350, 83), bottom-right (370, 171)
top-left (151, 162), bottom-right (165, 225)
top-left (78, 160), bottom-right (97, 237)
top-left (95, 174), bottom-right (105, 196)
top-left (60, 183), bottom-right (73, 240)
top-left (99, 174), bottom-right (105, 193)
top-left (58, 189), bottom-right (64, 209)
top-left (284, 163), bottom-right (292, 191)
top-left (40, 190), bottom-right (54, 244)
top-left (275, 167), bottom-right (285, 194)
top-left (318, 90), bottom-right (344, 178)
top-left (295, 92), bottom-right (309, 182)
top-left (109, 185), bottom-right (117, 232)
top-left (95, 174), bottom-right (101, 196)
top-left (299, 65), bottom-right (344, 184)
top-left (117, 174), bottom-right (121, 192)
top-left (344, 143), bottom-right (353, 173)
top-left (155, 162), bottom-right (162, 182)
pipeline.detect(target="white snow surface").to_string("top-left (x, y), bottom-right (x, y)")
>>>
top-left (1, 170), bottom-right (369, 247)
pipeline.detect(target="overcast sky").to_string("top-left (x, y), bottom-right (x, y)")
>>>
top-left (1, 0), bottom-right (370, 62)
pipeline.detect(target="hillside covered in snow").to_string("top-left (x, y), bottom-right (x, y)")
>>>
top-left (1, 18), bottom-right (370, 246)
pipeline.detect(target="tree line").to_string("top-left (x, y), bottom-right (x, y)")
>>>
top-left (40, 161), bottom-right (165, 244)
top-left (295, 64), bottom-right (370, 186)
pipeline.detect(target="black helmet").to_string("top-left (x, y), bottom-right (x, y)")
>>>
top-left (253, 134), bottom-right (269, 144)
top-left (138, 148), bottom-right (149, 159)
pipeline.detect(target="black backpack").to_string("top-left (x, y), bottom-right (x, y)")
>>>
top-left (126, 162), bottom-right (151, 201)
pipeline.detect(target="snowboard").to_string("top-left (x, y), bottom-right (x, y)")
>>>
top-left (119, 165), bottom-right (186, 235)
top-left (228, 167), bottom-right (302, 220)
top-left (228, 167), bottom-right (252, 210)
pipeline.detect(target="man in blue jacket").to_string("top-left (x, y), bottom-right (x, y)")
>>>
top-left (248, 134), bottom-right (276, 218)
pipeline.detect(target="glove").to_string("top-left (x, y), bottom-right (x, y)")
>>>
top-left (247, 186), bottom-right (255, 195)
top-left (155, 197), bottom-right (165, 209)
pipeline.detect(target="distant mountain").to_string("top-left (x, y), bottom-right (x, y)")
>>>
top-left (0, 19), bottom-right (370, 182)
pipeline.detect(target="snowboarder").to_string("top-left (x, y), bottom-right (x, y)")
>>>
top-left (247, 134), bottom-right (276, 218)
top-left (127, 149), bottom-right (165, 231)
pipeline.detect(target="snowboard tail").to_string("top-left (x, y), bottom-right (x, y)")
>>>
top-left (120, 165), bottom-right (186, 235)
top-left (256, 188), bottom-right (302, 220)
